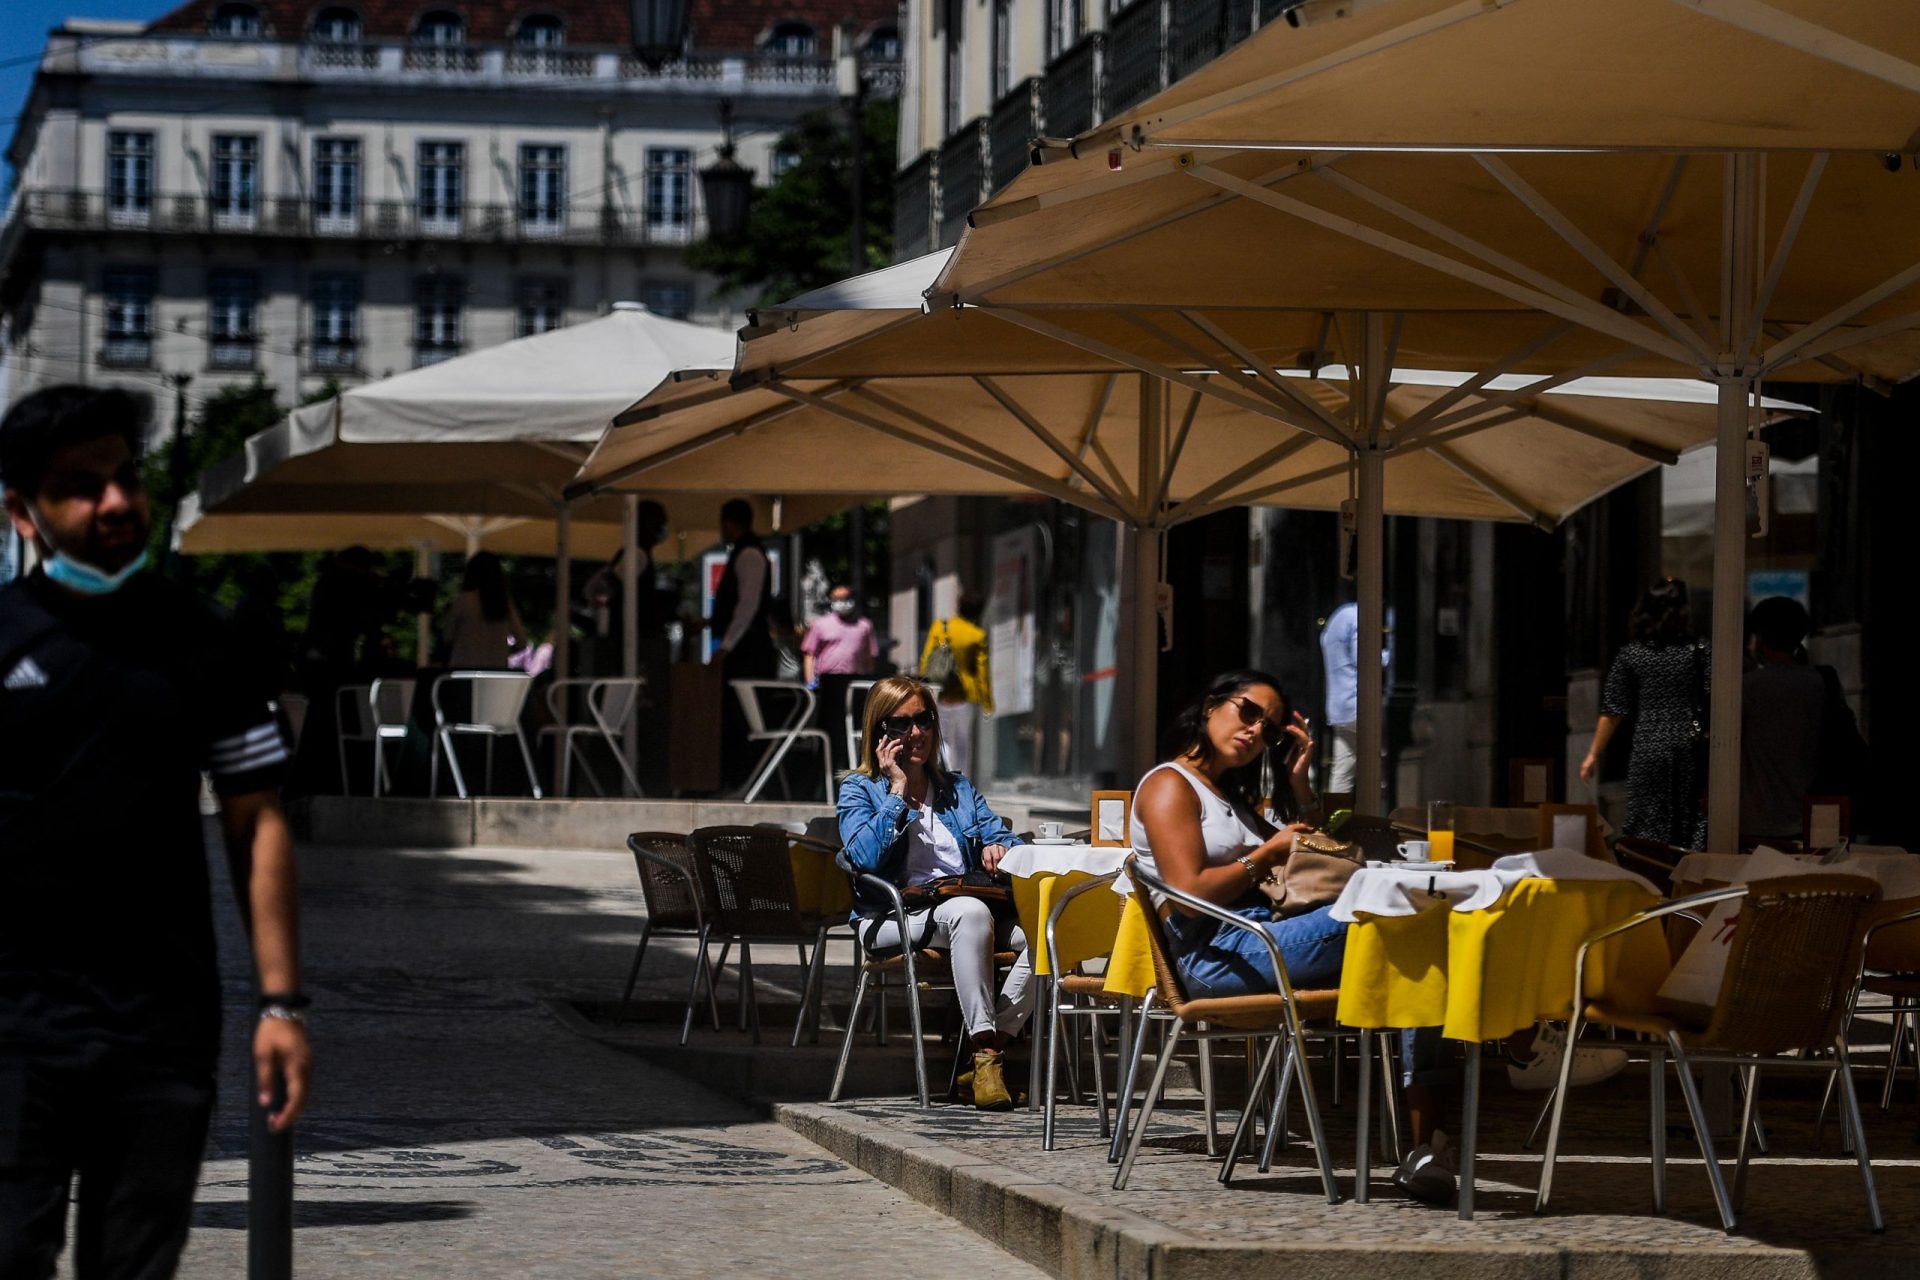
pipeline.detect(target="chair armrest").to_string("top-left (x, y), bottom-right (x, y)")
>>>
top-left (1044, 869), bottom-right (1121, 978)
top-left (1127, 856), bottom-right (1299, 1010)
top-left (854, 871), bottom-right (914, 937)
top-left (1567, 884), bottom-right (1749, 1019)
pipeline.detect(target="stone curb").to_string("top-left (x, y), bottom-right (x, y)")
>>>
top-left (770, 1100), bottom-right (1887, 1280)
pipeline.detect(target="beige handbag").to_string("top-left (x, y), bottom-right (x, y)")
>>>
top-left (1258, 831), bottom-right (1365, 917)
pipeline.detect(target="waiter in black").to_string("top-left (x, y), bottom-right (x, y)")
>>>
top-left (0, 386), bottom-right (311, 1278)
top-left (709, 498), bottom-right (775, 789)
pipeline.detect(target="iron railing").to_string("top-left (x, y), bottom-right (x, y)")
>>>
top-left (895, 150), bottom-right (935, 260)
top-left (1042, 36), bottom-right (1103, 143)
top-left (938, 121), bottom-right (987, 250)
top-left (988, 79), bottom-right (1045, 195)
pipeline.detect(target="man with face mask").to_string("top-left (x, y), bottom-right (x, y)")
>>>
top-left (0, 386), bottom-right (311, 1278)
top-left (802, 584), bottom-right (878, 769)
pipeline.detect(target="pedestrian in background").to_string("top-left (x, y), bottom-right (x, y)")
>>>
top-left (1582, 577), bottom-right (1709, 849)
top-left (0, 385), bottom-right (310, 1278)
top-left (922, 591), bottom-right (993, 775)
top-left (1317, 594), bottom-right (1392, 803)
top-left (804, 583), bottom-right (878, 769)
top-left (442, 550), bottom-right (525, 670)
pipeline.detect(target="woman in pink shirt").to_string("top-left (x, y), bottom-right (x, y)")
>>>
top-left (804, 585), bottom-right (877, 769)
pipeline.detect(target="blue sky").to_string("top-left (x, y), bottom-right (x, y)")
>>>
top-left (4, 0), bottom-right (172, 188)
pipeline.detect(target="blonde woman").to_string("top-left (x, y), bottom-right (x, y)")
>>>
top-left (837, 675), bottom-right (1031, 1109)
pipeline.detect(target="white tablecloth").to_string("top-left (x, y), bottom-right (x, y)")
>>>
top-left (999, 843), bottom-right (1125, 880)
top-left (1330, 849), bottom-right (1658, 921)
top-left (1674, 846), bottom-right (1920, 900)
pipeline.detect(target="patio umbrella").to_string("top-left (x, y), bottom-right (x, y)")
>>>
top-left (572, 250), bottom-right (1802, 778)
top-left (938, 1), bottom-right (1920, 845)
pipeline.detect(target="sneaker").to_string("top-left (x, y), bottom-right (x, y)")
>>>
top-left (970, 1049), bottom-right (1014, 1111)
top-left (1393, 1129), bottom-right (1458, 1206)
top-left (1506, 1022), bottom-right (1629, 1091)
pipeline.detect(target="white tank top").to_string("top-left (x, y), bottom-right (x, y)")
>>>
top-left (1129, 761), bottom-right (1265, 881)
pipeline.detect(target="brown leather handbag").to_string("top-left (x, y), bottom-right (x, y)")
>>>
top-left (1258, 831), bottom-right (1364, 918)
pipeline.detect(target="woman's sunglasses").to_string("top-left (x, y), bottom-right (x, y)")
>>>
top-left (1223, 695), bottom-right (1290, 747)
top-left (878, 710), bottom-right (938, 738)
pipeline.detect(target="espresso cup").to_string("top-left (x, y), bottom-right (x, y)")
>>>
top-left (1036, 820), bottom-right (1065, 841)
top-left (1398, 840), bottom-right (1431, 862)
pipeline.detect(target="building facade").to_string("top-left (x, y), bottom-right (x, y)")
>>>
top-left (0, 0), bottom-right (898, 433)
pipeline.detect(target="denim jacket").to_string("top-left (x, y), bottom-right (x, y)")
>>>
top-left (836, 770), bottom-right (1022, 921)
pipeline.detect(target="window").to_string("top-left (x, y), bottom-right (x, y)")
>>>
top-left (413, 9), bottom-right (465, 43)
top-left (991, 3), bottom-right (1012, 101)
top-left (764, 21), bottom-right (816, 57)
top-left (210, 2), bottom-right (261, 37)
top-left (865, 25), bottom-right (901, 60)
top-left (208, 271), bottom-right (256, 369)
top-left (515, 13), bottom-right (565, 46)
top-left (644, 147), bottom-right (691, 241)
top-left (417, 140), bottom-right (464, 233)
top-left (1046, 0), bottom-right (1083, 61)
top-left (517, 278), bottom-right (567, 336)
top-left (942, 0), bottom-right (964, 137)
top-left (309, 273), bottom-right (359, 371)
top-left (210, 134), bottom-right (258, 228)
top-left (640, 281), bottom-right (693, 321)
top-left (414, 275), bottom-right (464, 366)
top-left (312, 137), bottom-right (360, 231)
top-left (106, 130), bottom-right (154, 223)
top-left (102, 269), bottom-right (154, 366)
top-left (311, 5), bottom-right (360, 41)
top-left (518, 144), bottom-right (566, 235)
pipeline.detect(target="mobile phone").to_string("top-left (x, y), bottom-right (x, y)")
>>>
top-left (1322, 808), bottom-right (1353, 835)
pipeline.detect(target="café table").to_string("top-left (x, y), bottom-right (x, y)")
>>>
top-left (1333, 853), bottom-right (1669, 1219)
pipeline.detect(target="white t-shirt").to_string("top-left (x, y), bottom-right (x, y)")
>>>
top-left (902, 801), bottom-right (969, 886)
top-left (1129, 760), bottom-right (1265, 876)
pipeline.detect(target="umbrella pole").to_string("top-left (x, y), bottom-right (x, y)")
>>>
top-left (621, 495), bottom-right (641, 795)
top-left (1354, 447), bottom-right (1386, 814)
top-left (1128, 524), bottom-right (1160, 781)
top-left (413, 543), bottom-right (433, 669)
top-left (553, 502), bottom-right (571, 789)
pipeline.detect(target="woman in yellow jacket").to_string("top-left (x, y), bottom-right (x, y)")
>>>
top-left (921, 592), bottom-right (992, 775)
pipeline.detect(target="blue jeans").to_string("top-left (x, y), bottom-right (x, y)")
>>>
top-left (1175, 903), bottom-right (1447, 1089)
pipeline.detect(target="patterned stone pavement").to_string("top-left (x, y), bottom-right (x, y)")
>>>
top-left (155, 839), bottom-right (1044, 1279)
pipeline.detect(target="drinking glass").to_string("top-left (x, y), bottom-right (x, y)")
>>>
top-left (1427, 801), bottom-right (1456, 863)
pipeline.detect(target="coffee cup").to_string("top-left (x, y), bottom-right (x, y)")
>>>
top-left (1398, 840), bottom-right (1431, 862)
top-left (1036, 820), bottom-right (1065, 841)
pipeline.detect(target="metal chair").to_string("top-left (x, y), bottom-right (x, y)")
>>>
top-left (429, 671), bottom-right (543, 800)
top-left (334, 680), bottom-right (415, 796)
top-left (730, 679), bottom-right (832, 803)
top-left (540, 677), bottom-right (646, 797)
top-left (686, 826), bottom-right (836, 1047)
top-left (1535, 875), bottom-right (1886, 1233)
top-left (334, 683), bottom-right (372, 795)
top-left (1035, 870), bottom-right (1132, 1150)
top-left (1813, 904), bottom-right (1920, 1143)
top-left (843, 678), bottom-right (877, 768)
top-left (1111, 858), bottom-right (1342, 1200)
top-left (621, 832), bottom-right (723, 1045)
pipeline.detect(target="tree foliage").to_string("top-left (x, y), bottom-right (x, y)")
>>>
top-left (687, 98), bottom-right (898, 306)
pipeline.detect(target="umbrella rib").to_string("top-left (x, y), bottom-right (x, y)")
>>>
top-left (569, 383), bottom-right (856, 499)
top-left (1473, 155), bottom-right (1715, 365)
top-left (1177, 431), bottom-right (1322, 515)
top-left (971, 375), bottom-right (1140, 516)
top-left (1773, 306), bottom-right (1920, 374)
top-left (611, 377), bottom-right (734, 428)
top-left (1167, 460), bottom-right (1349, 528)
top-left (1391, 322), bottom-right (1577, 436)
top-left (1152, 386), bottom-right (1205, 514)
top-left (777, 381), bottom-right (1130, 522)
top-left (1118, 309), bottom-right (1353, 448)
top-left (1186, 162), bottom-right (1701, 368)
top-left (1178, 309), bottom-right (1355, 443)
top-left (1669, 0), bottom-right (1920, 96)
top-left (1762, 257), bottom-right (1920, 371)
top-left (1744, 153), bottom-right (1827, 360)
top-left (1071, 373), bottom-right (1120, 480)
top-left (1427, 443), bottom-right (1556, 529)
top-left (965, 151), bottom-right (1193, 229)
top-left (982, 304), bottom-right (1349, 448)
top-left (1400, 350), bottom-right (1638, 440)
top-left (1500, 400), bottom-right (1683, 466)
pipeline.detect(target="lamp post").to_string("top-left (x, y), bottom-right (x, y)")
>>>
top-left (698, 100), bottom-right (752, 243)
top-left (628, 0), bottom-right (690, 67)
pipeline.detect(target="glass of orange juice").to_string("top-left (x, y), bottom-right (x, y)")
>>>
top-left (1427, 801), bottom-right (1456, 863)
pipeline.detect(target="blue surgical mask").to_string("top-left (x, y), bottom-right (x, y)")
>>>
top-left (28, 508), bottom-right (148, 596)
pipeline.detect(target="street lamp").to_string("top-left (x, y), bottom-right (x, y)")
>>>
top-left (629, 0), bottom-right (689, 67)
top-left (698, 100), bottom-right (752, 242)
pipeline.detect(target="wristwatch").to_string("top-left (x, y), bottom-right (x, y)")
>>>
top-left (1238, 854), bottom-right (1262, 886)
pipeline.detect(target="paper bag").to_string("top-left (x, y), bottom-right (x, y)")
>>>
top-left (1655, 846), bottom-right (1805, 1015)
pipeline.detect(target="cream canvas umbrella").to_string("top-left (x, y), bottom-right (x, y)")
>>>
top-left (938, 2), bottom-right (1920, 846)
top-left (575, 251), bottom-right (1802, 775)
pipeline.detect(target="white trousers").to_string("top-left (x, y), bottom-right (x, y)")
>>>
top-left (866, 896), bottom-right (1034, 1039)
top-left (938, 700), bottom-right (979, 775)
top-left (1327, 721), bottom-right (1359, 794)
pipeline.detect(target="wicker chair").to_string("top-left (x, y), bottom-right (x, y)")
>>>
top-left (1813, 904), bottom-right (1920, 1141)
top-left (1535, 874), bottom-right (1885, 1233)
top-left (686, 826), bottom-right (837, 1047)
top-left (620, 833), bottom-right (722, 1045)
top-left (1611, 835), bottom-right (1686, 898)
top-left (1110, 858), bottom-right (1344, 1199)
top-left (827, 860), bottom-right (1022, 1110)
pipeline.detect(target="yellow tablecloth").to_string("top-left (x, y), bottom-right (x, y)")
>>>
top-left (1103, 895), bottom-right (1157, 999)
top-left (1009, 868), bottom-right (1125, 977)
top-left (1337, 878), bottom-right (1669, 1042)
top-left (787, 843), bottom-right (853, 917)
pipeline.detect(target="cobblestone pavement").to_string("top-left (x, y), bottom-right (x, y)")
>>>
top-left (161, 840), bottom-right (1044, 1279)
top-left (822, 1028), bottom-right (1920, 1259)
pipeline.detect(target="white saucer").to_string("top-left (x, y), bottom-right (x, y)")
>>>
top-left (1032, 837), bottom-right (1076, 846)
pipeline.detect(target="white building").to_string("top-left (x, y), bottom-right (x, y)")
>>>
top-left (0, 0), bottom-right (898, 432)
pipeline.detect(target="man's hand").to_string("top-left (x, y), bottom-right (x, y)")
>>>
top-left (981, 843), bottom-right (1009, 873)
top-left (255, 1014), bottom-right (312, 1132)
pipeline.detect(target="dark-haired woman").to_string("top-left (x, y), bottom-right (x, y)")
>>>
top-left (838, 674), bottom-right (1032, 1110)
top-left (1581, 578), bottom-right (1708, 849)
top-left (443, 551), bottom-right (525, 669)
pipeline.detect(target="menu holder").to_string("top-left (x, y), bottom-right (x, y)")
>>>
top-left (1537, 802), bottom-right (1604, 861)
top-left (1090, 790), bottom-right (1131, 847)
top-left (1804, 796), bottom-right (1850, 850)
